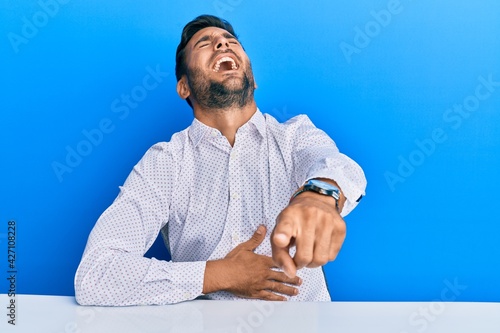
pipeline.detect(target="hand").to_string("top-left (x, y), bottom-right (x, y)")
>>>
top-left (271, 191), bottom-right (346, 278)
top-left (203, 225), bottom-right (302, 301)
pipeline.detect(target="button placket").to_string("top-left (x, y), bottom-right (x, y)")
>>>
top-left (227, 145), bottom-right (242, 248)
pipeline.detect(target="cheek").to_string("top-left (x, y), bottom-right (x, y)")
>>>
top-left (240, 54), bottom-right (252, 70)
top-left (186, 52), bottom-right (208, 69)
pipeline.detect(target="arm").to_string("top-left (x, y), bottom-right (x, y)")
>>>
top-left (271, 116), bottom-right (367, 277)
top-left (75, 144), bottom-right (205, 306)
top-left (75, 144), bottom-right (300, 305)
top-left (76, 210), bottom-right (299, 305)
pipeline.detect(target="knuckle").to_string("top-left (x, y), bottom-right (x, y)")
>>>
top-left (251, 234), bottom-right (262, 243)
top-left (294, 252), bottom-right (313, 266)
top-left (336, 220), bottom-right (346, 234)
top-left (292, 277), bottom-right (302, 285)
top-left (297, 206), bottom-right (317, 221)
top-left (276, 209), bottom-right (292, 220)
top-left (256, 291), bottom-right (268, 300)
top-left (306, 262), bottom-right (321, 268)
top-left (304, 205), bottom-right (318, 214)
top-left (281, 285), bottom-right (294, 296)
top-left (312, 255), bottom-right (329, 267)
top-left (264, 257), bottom-right (275, 267)
top-left (328, 247), bottom-right (341, 261)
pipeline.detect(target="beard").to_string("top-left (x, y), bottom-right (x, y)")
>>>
top-left (186, 63), bottom-right (255, 110)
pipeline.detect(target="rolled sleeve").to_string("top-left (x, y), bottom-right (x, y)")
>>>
top-left (292, 115), bottom-right (367, 216)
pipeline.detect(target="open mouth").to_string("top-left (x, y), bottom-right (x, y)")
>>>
top-left (213, 56), bottom-right (238, 72)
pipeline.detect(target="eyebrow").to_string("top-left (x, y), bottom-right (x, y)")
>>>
top-left (193, 32), bottom-right (237, 48)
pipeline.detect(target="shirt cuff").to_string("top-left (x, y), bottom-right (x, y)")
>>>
top-left (148, 259), bottom-right (207, 303)
top-left (305, 168), bottom-right (366, 216)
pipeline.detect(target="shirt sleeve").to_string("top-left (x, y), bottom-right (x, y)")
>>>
top-left (74, 143), bottom-right (206, 306)
top-left (291, 115), bottom-right (367, 216)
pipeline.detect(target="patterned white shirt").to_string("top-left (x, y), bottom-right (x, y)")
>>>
top-left (75, 109), bottom-right (366, 305)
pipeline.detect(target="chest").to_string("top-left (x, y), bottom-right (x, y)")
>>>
top-left (165, 139), bottom-right (294, 260)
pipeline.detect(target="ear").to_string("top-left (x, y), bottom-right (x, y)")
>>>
top-left (176, 76), bottom-right (191, 100)
top-left (254, 81), bottom-right (258, 89)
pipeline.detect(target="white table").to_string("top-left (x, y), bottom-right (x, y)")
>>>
top-left (1, 294), bottom-right (499, 332)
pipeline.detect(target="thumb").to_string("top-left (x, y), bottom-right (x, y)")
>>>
top-left (240, 225), bottom-right (266, 251)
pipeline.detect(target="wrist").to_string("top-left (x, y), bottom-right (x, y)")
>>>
top-left (290, 191), bottom-right (340, 215)
top-left (203, 259), bottom-right (231, 294)
top-left (291, 178), bottom-right (345, 213)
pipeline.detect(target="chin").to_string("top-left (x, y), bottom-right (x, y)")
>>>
top-left (221, 76), bottom-right (246, 89)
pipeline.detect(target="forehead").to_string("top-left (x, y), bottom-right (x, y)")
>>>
top-left (187, 27), bottom-right (236, 48)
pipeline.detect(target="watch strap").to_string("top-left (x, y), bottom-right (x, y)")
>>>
top-left (290, 184), bottom-right (339, 210)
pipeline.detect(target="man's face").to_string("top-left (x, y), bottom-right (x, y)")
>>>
top-left (181, 27), bottom-right (256, 109)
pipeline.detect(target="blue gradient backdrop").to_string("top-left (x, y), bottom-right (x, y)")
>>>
top-left (1, 0), bottom-right (499, 301)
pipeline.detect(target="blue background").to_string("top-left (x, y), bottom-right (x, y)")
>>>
top-left (1, 0), bottom-right (499, 302)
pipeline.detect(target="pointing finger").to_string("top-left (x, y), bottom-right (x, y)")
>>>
top-left (271, 219), bottom-right (297, 278)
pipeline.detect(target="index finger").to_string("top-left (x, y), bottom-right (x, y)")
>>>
top-left (271, 219), bottom-right (297, 278)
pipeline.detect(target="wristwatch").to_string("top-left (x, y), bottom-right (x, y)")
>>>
top-left (291, 179), bottom-right (341, 209)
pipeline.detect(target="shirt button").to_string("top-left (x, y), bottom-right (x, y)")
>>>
top-left (231, 192), bottom-right (239, 200)
top-left (211, 129), bottom-right (218, 137)
top-left (232, 234), bottom-right (239, 242)
top-left (184, 292), bottom-right (192, 299)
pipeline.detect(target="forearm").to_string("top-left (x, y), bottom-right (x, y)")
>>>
top-left (75, 249), bottom-right (206, 306)
top-left (291, 116), bottom-right (366, 216)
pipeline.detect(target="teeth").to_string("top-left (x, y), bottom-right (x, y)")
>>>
top-left (213, 56), bottom-right (237, 72)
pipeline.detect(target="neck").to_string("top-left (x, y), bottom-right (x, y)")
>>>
top-left (193, 100), bottom-right (257, 146)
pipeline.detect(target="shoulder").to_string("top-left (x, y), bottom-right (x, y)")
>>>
top-left (264, 112), bottom-right (314, 127)
top-left (263, 112), bottom-right (318, 138)
top-left (136, 127), bottom-right (190, 172)
top-left (263, 112), bottom-right (336, 150)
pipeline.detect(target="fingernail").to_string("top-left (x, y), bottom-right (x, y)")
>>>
top-left (256, 225), bottom-right (264, 234)
top-left (274, 233), bottom-right (288, 243)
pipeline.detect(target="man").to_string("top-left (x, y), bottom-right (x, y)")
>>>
top-left (75, 15), bottom-right (366, 305)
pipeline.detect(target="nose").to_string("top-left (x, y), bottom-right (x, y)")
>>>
top-left (214, 36), bottom-right (231, 50)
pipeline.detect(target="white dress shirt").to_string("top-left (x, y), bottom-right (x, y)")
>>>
top-left (75, 109), bottom-right (366, 305)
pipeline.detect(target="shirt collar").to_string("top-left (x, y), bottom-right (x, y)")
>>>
top-left (247, 108), bottom-right (267, 138)
top-left (188, 108), bottom-right (266, 147)
top-left (188, 117), bottom-right (210, 148)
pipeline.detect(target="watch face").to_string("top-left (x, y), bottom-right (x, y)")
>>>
top-left (302, 179), bottom-right (340, 202)
top-left (308, 179), bottom-right (339, 192)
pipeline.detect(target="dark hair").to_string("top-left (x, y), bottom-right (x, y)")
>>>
top-left (175, 15), bottom-right (238, 83)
